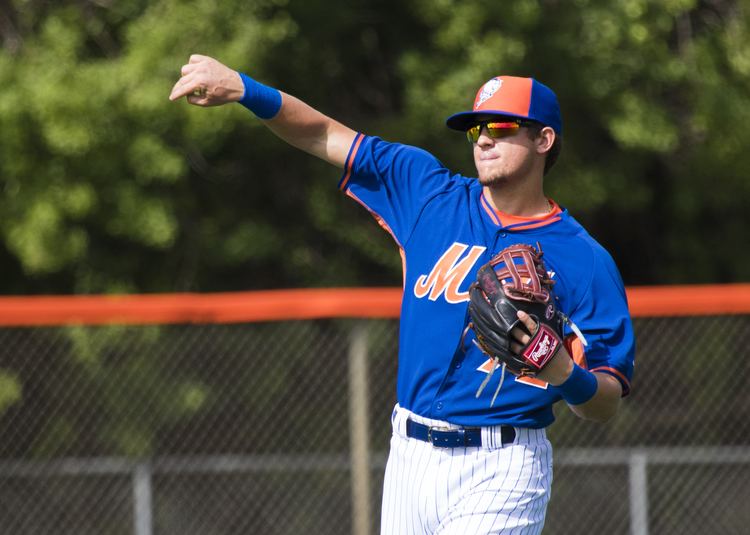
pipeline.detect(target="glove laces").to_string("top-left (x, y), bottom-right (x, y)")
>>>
top-left (475, 359), bottom-right (507, 407)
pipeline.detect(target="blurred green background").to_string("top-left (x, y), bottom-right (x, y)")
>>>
top-left (1, 5), bottom-right (749, 533)
top-left (1, 0), bottom-right (749, 295)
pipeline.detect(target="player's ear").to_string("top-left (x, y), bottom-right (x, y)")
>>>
top-left (536, 127), bottom-right (556, 156)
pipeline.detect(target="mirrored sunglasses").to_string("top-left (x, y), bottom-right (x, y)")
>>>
top-left (466, 120), bottom-right (529, 143)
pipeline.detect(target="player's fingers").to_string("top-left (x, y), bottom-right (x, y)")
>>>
top-left (189, 53), bottom-right (208, 64)
top-left (510, 326), bottom-right (530, 346)
top-left (181, 63), bottom-right (196, 76)
top-left (179, 89), bottom-right (209, 105)
top-left (516, 310), bottom-right (538, 332)
top-left (169, 74), bottom-right (199, 101)
top-left (186, 93), bottom-right (208, 105)
top-left (510, 310), bottom-right (537, 346)
top-left (168, 82), bottom-right (183, 101)
top-left (168, 78), bottom-right (190, 101)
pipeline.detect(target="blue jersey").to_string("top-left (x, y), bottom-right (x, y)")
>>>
top-left (339, 134), bottom-right (635, 429)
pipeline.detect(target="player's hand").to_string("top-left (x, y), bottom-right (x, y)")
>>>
top-left (510, 310), bottom-right (573, 386)
top-left (169, 54), bottom-right (245, 106)
top-left (508, 310), bottom-right (538, 355)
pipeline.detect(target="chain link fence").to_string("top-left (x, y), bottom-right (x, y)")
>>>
top-left (0, 308), bottom-right (748, 534)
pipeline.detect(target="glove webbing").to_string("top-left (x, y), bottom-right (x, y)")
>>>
top-left (490, 246), bottom-right (552, 303)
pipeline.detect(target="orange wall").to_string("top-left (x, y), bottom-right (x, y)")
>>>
top-left (0, 285), bottom-right (747, 326)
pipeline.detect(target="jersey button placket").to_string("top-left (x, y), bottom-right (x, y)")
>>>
top-left (493, 229), bottom-right (510, 256)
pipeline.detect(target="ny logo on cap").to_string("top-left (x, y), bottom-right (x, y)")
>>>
top-left (475, 78), bottom-right (502, 109)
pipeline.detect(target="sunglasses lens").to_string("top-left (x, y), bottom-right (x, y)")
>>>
top-left (466, 125), bottom-right (481, 143)
top-left (466, 121), bottom-right (521, 142)
top-left (486, 122), bottom-right (521, 138)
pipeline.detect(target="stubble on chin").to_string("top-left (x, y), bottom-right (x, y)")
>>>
top-left (475, 152), bottom-right (510, 187)
top-left (477, 170), bottom-right (511, 188)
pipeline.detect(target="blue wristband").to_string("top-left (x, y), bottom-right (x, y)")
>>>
top-left (557, 364), bottom-right (598, 405)
top-left (238, 72), bottom-right (282, 119)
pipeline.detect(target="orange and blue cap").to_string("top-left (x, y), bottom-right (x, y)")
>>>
top-left (446, 76), bottom-right (562, 136)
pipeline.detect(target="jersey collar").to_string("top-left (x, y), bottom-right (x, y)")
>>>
top-left (480, 191), bottom-right (563, 231)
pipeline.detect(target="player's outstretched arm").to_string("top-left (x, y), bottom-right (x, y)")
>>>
top-left (169, 54), bottom-right (357, 169)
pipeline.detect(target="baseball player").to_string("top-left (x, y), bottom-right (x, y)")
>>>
top-left (170, 55), bottom-right (635, 534)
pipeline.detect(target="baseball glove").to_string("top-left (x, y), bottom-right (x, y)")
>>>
top-left (467, 243), bottom-right (566, 405)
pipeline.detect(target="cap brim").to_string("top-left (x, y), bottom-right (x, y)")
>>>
top-left (445, 110), bottom-right (531, 131)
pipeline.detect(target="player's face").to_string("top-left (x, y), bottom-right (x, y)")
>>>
top-left (470, 121), bottom-right (540, 186)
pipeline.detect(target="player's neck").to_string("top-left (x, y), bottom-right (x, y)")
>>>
top-left (483, 181), bottom-right (550, 218)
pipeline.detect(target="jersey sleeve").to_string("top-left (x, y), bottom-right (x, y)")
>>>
top-left (338, 134), bottom-right (453, 247)
top-left (564, 246), bottom-right (636, 396)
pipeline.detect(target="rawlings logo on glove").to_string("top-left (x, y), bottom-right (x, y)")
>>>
top-left (467, 243), bottom-right (566, 406)
top-left (524, 325), bottom-right (559, 367)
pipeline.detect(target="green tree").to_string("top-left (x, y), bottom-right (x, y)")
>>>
top-left (1, 0), bottom-right (748, 296)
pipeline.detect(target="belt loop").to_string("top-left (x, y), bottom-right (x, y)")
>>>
top-left (393, 405), bottom-right (409, 438)
top-left (480, 425), bottom-right (516, 449)
top-left (481, 426), bottom-right (493, 449)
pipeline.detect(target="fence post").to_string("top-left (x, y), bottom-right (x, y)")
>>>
top-left (348, 323), bottom-right (372, 535)
top-left (629, 451), bottom-right (649, 535)
top-left (133, 462), bottom-right (153, 535)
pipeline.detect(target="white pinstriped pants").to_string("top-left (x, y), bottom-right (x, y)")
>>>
top-left (380, 405), bottom-right (553, 535)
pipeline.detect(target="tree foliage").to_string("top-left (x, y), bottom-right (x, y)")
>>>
top-left (1, 0), bottom-right (749, 465)
top-left (1, 0), bottom-right (749, 295)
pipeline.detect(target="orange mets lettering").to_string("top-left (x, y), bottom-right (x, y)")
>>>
top-left (414, 243), bottom-right (486, 303)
